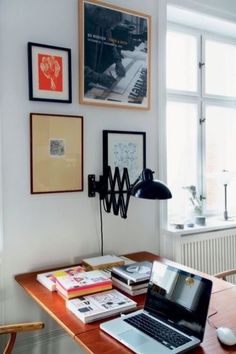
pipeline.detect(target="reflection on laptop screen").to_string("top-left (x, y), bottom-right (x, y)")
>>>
top-left (145, 262), bottom-right (212, 341)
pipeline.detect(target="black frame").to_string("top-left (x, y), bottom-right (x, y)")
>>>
top-left (28, 42), bottom-right (72, 103)
top-left (103, 130), bottom-right (146, 184)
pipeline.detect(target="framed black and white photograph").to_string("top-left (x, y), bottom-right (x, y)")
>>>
top-left (79, 0), bottom-right (151, 110)
top-left (103, 130), bottom-right (146, 184)
top-left (28, 42), bottom-right (72, 103)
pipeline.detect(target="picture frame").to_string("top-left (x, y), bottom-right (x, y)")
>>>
top-left (30, 113), bottom-right (83, 193)
top-left (79, 0), bottom-right (151, 110)
top-left (103, 130), bottom-right (146, 184)
top-left (28, 42), bottom-right (72, 103)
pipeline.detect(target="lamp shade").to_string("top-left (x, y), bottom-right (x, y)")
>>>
top-left (130, 169), bottom-right (172, 200)
top-left (219, 169), bottom-right (230, 185)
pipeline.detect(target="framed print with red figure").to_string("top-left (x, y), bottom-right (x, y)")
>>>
top-left (28, 42), bottom-right (72, 103)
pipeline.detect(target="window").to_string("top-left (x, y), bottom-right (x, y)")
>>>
top-left (167, 31), bottom-right (198, 92)
top-left (167, 101), bottom-right (198, 220)
top-left (205, 39), bottom-right (236, 98)
top-left (205, 105), bottom-right (236, 214)
top-left (166, 26), bottom-right (236, 222)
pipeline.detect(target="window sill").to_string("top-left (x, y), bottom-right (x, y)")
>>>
top-left (167, 216), bottom-right (236, 236)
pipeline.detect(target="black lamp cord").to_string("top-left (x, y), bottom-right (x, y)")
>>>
top-left (207, 308), bottom-right (218, 329)
top-left (99, 198), bottom-right (104, 256)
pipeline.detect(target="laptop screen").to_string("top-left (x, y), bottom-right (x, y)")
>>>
top-left (144, 261), bottom-right (212, 341)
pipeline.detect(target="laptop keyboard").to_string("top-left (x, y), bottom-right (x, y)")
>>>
top-left (124, 313), bottom-right (191, 350)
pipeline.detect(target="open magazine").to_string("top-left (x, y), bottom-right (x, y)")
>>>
top-left (66, 289), bottom-right (137, 323)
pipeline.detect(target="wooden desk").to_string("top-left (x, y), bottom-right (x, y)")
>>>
top-left (15, 252), bottom-right (236, 353)
top-left (75, 288), bottom-right (236, 354)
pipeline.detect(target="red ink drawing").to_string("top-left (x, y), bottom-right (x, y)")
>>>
top-left (38, 54), bottom-right (63, 92)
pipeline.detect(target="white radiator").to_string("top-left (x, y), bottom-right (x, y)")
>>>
top-left (165, 228), bottom-right (236, 283)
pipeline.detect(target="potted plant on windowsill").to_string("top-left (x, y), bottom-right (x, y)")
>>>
top-left (183, 185), bottom-right (205, 226)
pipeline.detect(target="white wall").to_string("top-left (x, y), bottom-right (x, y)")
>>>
top-left (1, 0), bottom-right (236, 352)
top-left (0, 0), bottom-right (160, 352)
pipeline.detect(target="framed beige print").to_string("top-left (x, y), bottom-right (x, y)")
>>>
top-left (30, 113), bottom-right (83, 193)
top-left (79, 0), bottom-right (151, 110)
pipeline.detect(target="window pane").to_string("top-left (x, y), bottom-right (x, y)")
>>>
top-left (205, 39), bottom-right (236, 98)
top-left (167, 30), bottom-right (198, 92)
top-left (205, 105), bottom-right (236, 216)
top-left (167, 101), bottom-right (198, 221)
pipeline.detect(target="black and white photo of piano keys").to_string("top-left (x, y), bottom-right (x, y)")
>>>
top-left (105, 60), bottom-right (147, 104)
top-left (105, 63), bottom-right (147, 105)
top-left (127, 67), bottom-right (147, 104)
top-left (86, 59), bottom-right (148, 104)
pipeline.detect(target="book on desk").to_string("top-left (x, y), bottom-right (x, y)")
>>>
top-left (112, 277), bottom-right (148, 296)
top-left (36, 265), bottom-right (85, 291)
top-left (55, 269), bottom-right (112, 299)
top-left (111, 261), bottom-right (152, 296)
top-left (66, 289), bottom-right (137, 323)
top-left (112, 261), bottom-right (152, 284)
top-left (81, 254), bottom-right (125, 271)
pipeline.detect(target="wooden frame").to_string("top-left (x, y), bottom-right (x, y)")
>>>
top-left (30, 113), bottom-right (83, 194)
top-left (79, 0), bottom-right (151, 110)
top-left (28, 42), bottom-right (72, 103)
top-left (103, 130), bottom-right (146, 184)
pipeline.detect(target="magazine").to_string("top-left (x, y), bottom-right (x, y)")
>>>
top-left (112, 261), bottom-right (152, 284)
top-left (36, 265), bottom-right (85, 291)
top-left (66, 289), bottom-right (137, 323)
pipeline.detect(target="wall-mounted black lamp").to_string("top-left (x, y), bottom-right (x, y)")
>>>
top-left (88, 166), bottom-right (172, 219)
top-left (88, 166), bottom-right (172, 255)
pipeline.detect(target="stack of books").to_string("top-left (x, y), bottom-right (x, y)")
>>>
top-left (36, 265), bottom-right (86, 291)
top-left (111, 261), bottom-right (152, 296)
top-left (55, 269), bottom-right (112, 299)
top-left (66, 289), bottom-right (137, 323)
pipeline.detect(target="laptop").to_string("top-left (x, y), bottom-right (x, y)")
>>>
top-left (100, 260), bottom-right (212, 354)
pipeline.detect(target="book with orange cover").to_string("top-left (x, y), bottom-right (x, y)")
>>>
top-left (55, 269), bottom-right (112, 299)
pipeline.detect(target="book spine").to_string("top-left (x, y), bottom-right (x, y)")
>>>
top-left (57, 283), bottom-right (112, 299)
top-left (112, 277), bottom-right (148, 290)
top-left (112, 269), bottom-right (148, 283)
top-left (82, 261), bottom-right (125, 270)
top-left (112, 280), bottom-right (148, 296)
top-left (111, 271), bottom-right (149, 286)
top-left (56, 278), bottom-right (112, 292)
top-left (36, 277), bottom-right (54, 291)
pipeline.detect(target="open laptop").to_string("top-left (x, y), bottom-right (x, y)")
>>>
top-left (100, 260), bottom-right (212, 354)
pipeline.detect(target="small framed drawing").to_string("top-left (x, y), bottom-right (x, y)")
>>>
top-left (103, 130), bottom-right (146, 184)
top-left (30, 113), bottom-right (83, 193)
top-left (28, 42), bottom-right (72, 102)
top-left (79, 0), bottom-right (151, 110)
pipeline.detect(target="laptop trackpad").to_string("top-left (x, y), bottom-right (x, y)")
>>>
top-left (119, 329), bottom-right (148, 346)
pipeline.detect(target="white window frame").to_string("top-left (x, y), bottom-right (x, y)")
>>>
top-left (167, 22), bottom-right (236, 217)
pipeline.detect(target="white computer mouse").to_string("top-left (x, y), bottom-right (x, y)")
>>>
top-left (216, 327), bottom-right (236, 346)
